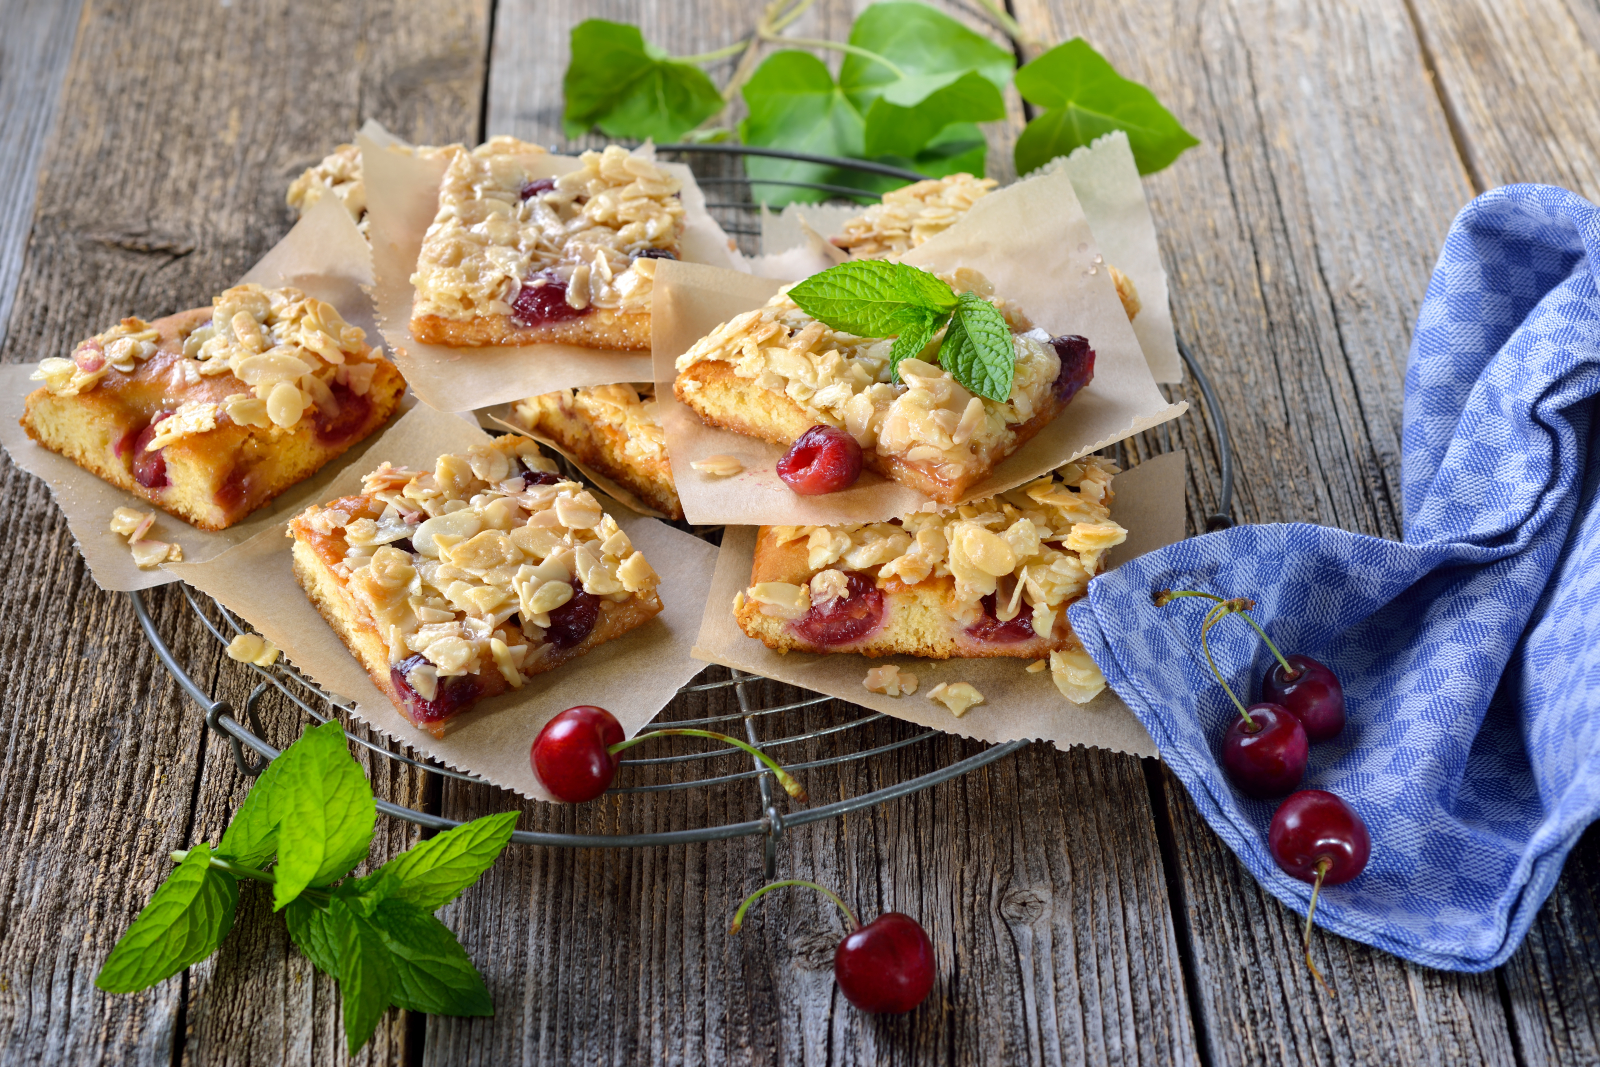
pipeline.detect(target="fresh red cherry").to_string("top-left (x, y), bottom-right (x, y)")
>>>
top-left (1262, 654), bottom-right (1346, 742)
top-left (532, 707), bottom-right (810, 804)
top-left (776, 424), bottom-right (862, 495)
top-left (1221, 703), bottom-right (1308, 798)
top-left (731, 881), bottom-right (935, 1014)
top-left (532, 705), bottom-right (623, 803)
top-left (1269, 789), bottom-right (1371, 988)
top-left (1269, 789), bottom-right (1370, 886)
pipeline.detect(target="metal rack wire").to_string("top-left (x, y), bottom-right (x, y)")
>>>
top-left (135, 145), bottom-right (1233, 879)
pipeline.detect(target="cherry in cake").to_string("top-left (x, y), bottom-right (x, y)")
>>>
top-left (22, 285), bottom-right (405, 530)
top-left (674, 267), bottom-right (1096, 505)
top-left (409, 138), bottom-right (685, 351)
top-left (735, 456), bottom-right (1128, 704)
top-left (288, 436), bottom-right (664, 737)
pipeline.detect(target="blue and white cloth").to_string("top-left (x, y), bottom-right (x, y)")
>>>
top-left (1069, 184), bottom-right (1600, 972)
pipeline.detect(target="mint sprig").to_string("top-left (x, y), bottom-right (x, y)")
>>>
top-left (786, 261), bottom-right (1017, 402)
top-left (96, 721), bottom-right (518, 1055)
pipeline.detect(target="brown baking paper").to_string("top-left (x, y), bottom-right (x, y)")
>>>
top-left (0, 195), bottom-right (400, 592)
top-left (651, 163), bottom-right (1186, 526)
top-left (168, 401), bottom-right (719, 802)
top-left (752, 133), bottom-right (1181, 384)
top-left (690, 450), bottom-right (1188, 758)
top-left (362, 129), bottom-right (744, 414)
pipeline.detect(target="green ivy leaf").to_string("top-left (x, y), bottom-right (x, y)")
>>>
top-left (1013, 38), bottom-right (1198, 176)
top-left (786, 260), bottom-right (957, 337)
top-left (347, 812), bottom-right (519, 912)
top-left (563, 20), bottom-right (725, 143)
top-left (739, 51), bottom-right (892, 207)
top-left (938, 291), bottom-right (1016, 402)
top-left (95, 844), bottom-right (237, 994)
top-left (860, 70), bottom-right (1004, 161)
top-left (270, 722), bottom-right (376, 911)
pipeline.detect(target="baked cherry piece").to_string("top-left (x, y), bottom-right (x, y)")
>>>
top-left (776, 424), bottom-right (862, 495)
top-left (532, 706), bottom-right (809, 803)
top-left (792, 572), bottom-right (884, 647)
top-left (1269, 789), bottom-right (1371, 987)
top-left (634, 248), bottom-right (677, 260)
top-left (965, 591), bottom-right (1039, 643)
top-left (520, 177), bottom-right (556, 200)
top-left (544, 590), bottom-right (602, 650)
top-left (511, 270), bottom-right (586, 326)
top-left (1049, 334), bottom-right (1096, 402)
top-left (520, 469), bottom-right (563, 488)
top-left (390, 653), bottom-right (483, 727)
top-left (1221, 703), bottom-right (1308, 798)
top-left (312, 380), bottom-right (374, 446)
top-left (1262, 654), bottom-right (1346, 742)
top-left (731, 881), bottom-right (935, 1013)
top-left (130, 412), bottom-right (173, 489)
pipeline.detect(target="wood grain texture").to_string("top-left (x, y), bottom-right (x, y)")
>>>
top-left (0, 0), bottom-right (84, 351)
top-left (1407, 0), bottom-right (1600, 198)
top-left (1013, 0), bottom-right (1516, 1063)
top-left (424, 676), bottom-right (1197, 1066)
top-left (0, 0), bottom-right (486, 1064)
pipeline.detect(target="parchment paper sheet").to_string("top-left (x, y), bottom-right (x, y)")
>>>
top-left (751, 133), bottom-right (1180, 383)
top-left (651, 163), bottom-right (1186, 526)
top-left (363, 131), bottom-right (744, 414)
top-left (481, 404), bottom-right (673, 520)
top-left (0, 195), bottom-right (400, 592)
top-left (690, 450), bottom-right (1189, 758)
top-left (169, 401), bottom-right (719, 802)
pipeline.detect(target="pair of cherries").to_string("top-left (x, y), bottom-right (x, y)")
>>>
top-left (1158, 590), bottom-right (1371, 986)
top-left (533, 709), bottom-right (934, 1013)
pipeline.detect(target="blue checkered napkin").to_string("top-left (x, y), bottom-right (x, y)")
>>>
top-left (1068, 184), bottom-right (1600, 972)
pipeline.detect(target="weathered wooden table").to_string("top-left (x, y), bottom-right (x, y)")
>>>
top-left (4, 0), bottom-right (1600, 1063)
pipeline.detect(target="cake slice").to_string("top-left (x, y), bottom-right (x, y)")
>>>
top-left (513, 384), bottom-right (681, 520)
top-left (22, 284), bottom-right (405, 530)
top-left (409, 138), bottom-right (683, 352)
top-left (289, 435), bottom-right (664, 737)
top-left (673, 267), bottom-right (1097, 504)
top-left (829, 172), bottom-right (1141, 321)
top-left (735, 457), bottom-right (1126, 701)
top-left (287, 143), bottom-right (368, 230)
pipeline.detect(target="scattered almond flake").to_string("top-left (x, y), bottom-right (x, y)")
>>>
top-left (109, 507), bottom-right (149, 537)
top-left (130, 540), bottom-right (173, 569)
top-left (732, 590), bottom-right (746, 611)
top-left (225, 632), bottom-right (281, 667)
top-left (165, 544), bottom-right (183, 563)
top-left (1026, 659), bottom-right (1047, 673)
top-left (128, 512), bottom-right (156, 544)
top-left (863, 664), bottom-right (918, 697)
top-left (927, 681), bottom-right (984, 718)
top-left (690, 454), bottom-right (743, 477)
top-left (747, 582), bottom-right (810, 620)
top-left (1050, 646), bottom-right (1107, 704)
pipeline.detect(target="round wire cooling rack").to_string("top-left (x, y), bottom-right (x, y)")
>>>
top-left (134, 143), bottom-right (1235, 879)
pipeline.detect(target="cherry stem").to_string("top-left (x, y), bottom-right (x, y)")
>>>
top-left (729, 879), bottom-right (858, 935)
top-left (1157, 589), bottom-right (1300, 680)
top-left (1200, 604), bottom-right (1252, 725)
top-left (1304, 858), bottom-right (1332, 992)
top-left (610, 729), bottom-right (809, 802)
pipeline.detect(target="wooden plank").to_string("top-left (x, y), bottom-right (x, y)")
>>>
top-left (0, 1), bottom-right (487, 1064)
top-left (425, 676), bottom-right (1197, 1065)
top-left (1010, 0), bottom-right (1520, 1062)
top-left (1405, 2), bottom-right (1600, 1059)
top-left (0, 0), bottom-right (84, 350)
top-left (1407, 0), bottom-right (1600, 197)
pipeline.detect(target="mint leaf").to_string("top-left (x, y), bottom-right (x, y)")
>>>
top-left (1013, 38), bottom-right (1198, 176)
top-left (271, 721), bottom-right (376, 910)
top-left (216, 728), bottom-right (305, 867)
top-left (939, 291), bottom-right (1015, 402)
top-left (285, 895), bottom-right (393, 1055)
top-left (284, 895), bottom-right (344, 977)
top-left (563, 20), bottom-right (724, 142)
top-left (96, 844), bottom-right (237, 993)
top-left (370, 899), bottom-right (493, 1017)
top-left (739, 51), bottom-right (892, 207)
top-left (350, 812), bottom-right (518, 912)
top-left (787, 260), bottom-right (956, 338)
top-left (889, 315), bottom-right (941, 383)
